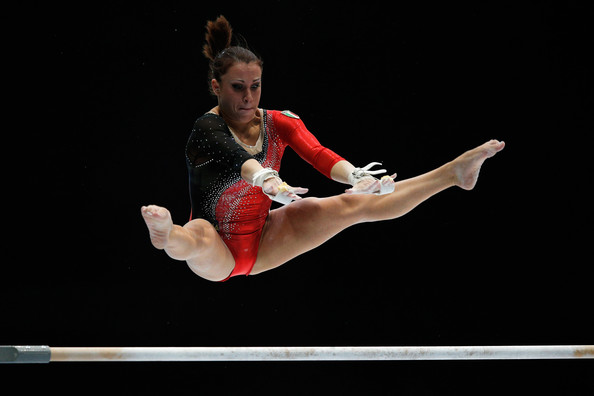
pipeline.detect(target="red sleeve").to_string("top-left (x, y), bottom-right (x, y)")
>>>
top-left (273, 110), bottom-right (345, 179)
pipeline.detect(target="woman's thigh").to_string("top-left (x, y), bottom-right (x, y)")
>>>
top-left (184, 219), bottom-right (236, 281)
top-left (251, 195), bottom-right (368, 275)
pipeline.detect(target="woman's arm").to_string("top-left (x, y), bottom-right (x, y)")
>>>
top-left (241, 159), bottom-right (308, 202)
top-left (329, 160), bottom-right (355, 184)
top-left (240, 158), bottom-right (266, 184)
top-left (276, 112), bottom-right (395, 194)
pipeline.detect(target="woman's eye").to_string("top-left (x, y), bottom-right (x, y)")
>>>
top-left (251, 84), bottom-right (260, 90)
top-left (232, 84), bottom-right (243, 90)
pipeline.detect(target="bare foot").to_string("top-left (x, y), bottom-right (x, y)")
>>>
top-left (453, 140), bottom-right (505, 190)
top-left (141, 205), bottom-right (173, 249)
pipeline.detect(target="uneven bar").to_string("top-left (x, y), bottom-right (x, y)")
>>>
top-left (1, 345), bottom-right (592, 363)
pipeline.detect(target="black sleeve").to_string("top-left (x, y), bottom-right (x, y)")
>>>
top-left (186, 113), bottom-right (254, 172)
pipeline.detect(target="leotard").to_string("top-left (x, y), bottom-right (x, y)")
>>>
top-left (185, 109), bottom-right (344, 280)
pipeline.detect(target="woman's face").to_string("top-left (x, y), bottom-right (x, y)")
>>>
top-left (212, 62), bottom-right (262, 124)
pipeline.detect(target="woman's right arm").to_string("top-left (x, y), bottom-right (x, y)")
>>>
top-left (241, 159), bottom-right (308, 202)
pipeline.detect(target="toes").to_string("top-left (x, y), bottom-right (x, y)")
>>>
top-left (488, 139), bottom-right (505, 151)
top-left (141, 206), bottom-right (170, 223)
top-left (482, 140), bottom-right (505, 158)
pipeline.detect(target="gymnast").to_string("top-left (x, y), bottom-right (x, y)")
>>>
top-left (141, 15), bottom-right (505, 282)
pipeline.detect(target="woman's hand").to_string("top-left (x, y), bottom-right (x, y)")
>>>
top-left (345, 173), bottom-right (397, 195)
top-left (262, 177), bottom-right (308, 204)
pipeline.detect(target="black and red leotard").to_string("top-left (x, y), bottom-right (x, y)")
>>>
top-left (185, 109), bottom-right (344, 280)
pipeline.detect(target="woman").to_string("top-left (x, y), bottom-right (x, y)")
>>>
top-left (141, 16), bottom-right (504, 282)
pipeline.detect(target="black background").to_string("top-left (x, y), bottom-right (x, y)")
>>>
top-left (3, 1), bottom-right (592, 394)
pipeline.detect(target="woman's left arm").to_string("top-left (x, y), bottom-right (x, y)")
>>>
top-left (278, 111), bottom-right (396, 194)
top-left (329, 160), bottom-right (355, 184)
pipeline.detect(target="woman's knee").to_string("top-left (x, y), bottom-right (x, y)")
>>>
top-left (324, 193), bottom-right (383, 224)
top-left (286, 195), bottom-right (366, 227)
top-left (182, 219), bottom-right (234, 278)
top-left (182, 219), bottom-right (219, 251)
top-left (281, 197), bottom-right (324, 226)
top-left (184, 218), bottom-right (214, 233)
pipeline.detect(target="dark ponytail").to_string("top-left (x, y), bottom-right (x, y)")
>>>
top-left (203, 15), bottom-right (263, 95)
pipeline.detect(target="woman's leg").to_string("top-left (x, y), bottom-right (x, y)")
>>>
top-left (141, 205), bottom-right (235, 281)
top-left (251, 140), bottom-right (504, 274)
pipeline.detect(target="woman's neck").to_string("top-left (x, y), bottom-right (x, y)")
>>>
top-left (212, 106), bottom-right (262, 139)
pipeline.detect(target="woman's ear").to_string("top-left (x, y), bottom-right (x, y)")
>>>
top-left (211, 79), bottom-right (220, 95)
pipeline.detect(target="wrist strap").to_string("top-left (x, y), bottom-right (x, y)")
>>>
top-left (348, 162), bottom-right (387, 186)
top-left (252, 168), bottom-right (280, 187)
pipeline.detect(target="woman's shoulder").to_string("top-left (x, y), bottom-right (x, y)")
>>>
top-left (193, 111), bottom-right (227, 132)
top-left (268, 110), bottom-right (305, 134)
top-left (265, 109), bottom-right (301, 120)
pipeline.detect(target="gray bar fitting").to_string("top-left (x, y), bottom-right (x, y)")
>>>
top-left (0, 345), bottom-right (51, 363)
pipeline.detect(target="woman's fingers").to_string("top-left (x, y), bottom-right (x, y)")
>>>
top-left (346, 173), bottom-right (397, 195)
top-left (345, 179), bottom-right (380, 194)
